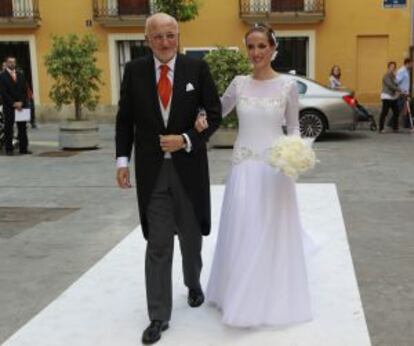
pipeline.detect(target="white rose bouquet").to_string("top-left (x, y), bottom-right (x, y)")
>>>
top-left (268, 136), bottom-right (317, 179)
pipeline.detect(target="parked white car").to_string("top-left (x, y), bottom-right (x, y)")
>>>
top-left (287, 74), bottom-right (357, 138)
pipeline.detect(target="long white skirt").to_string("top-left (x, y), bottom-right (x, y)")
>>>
top-left (206, 160), bottom-right (312, 327)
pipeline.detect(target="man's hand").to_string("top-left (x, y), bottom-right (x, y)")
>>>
top-left (13, 102), bottom-right (23, 110)
top-left (159, 135), bottom-right (186, 153)
top-left (194, 114), bottom-right (209, 133)
top-left (117, 167), bottom-right (132, 189)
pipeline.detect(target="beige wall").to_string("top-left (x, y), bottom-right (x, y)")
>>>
top-left (0, 0), bottom-right (411, 115)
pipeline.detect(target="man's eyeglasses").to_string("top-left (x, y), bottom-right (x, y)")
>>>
top-left (149, 33), bottom-right (178, 42)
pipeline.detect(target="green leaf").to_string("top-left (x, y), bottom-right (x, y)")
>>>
top-left (44, 34), bottom-right (103, 120)
top-left (154, 0), bottom-right (201, 22)
top-left (204, 48), bottom-right (251, 129)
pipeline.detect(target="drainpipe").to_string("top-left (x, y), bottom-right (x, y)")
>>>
top-left (411, 0), bottom-right (414, 47)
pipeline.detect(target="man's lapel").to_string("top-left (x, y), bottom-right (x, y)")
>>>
top-left (5, 70), bottom-right (15, 84)
top-left (146, 55), bottom-right (166, 130)
top-left (168, 54), bottom-right (185, 129)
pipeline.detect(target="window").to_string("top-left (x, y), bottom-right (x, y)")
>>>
top-left (296, 80), bottom-right (307, 94)
top-left (272, 37), bottom-right (308, 76)
top-left (117, 40), bottom-right (150, 80)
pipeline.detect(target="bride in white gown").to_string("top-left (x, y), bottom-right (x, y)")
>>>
top-left (197, 24), bottom-right (312, 327)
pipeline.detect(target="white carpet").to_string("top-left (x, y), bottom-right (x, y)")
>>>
top-left (3, 184), bottom-right (371, 346)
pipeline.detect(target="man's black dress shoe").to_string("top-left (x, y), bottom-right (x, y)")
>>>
top-left (142, 320), bottom-right (169, 345)
top-left (6, 151), bottom-right (14, 156)
top-left (19, 150), bottom-right (32, 155)
top-left (188, 288), bottom-right (205, 307)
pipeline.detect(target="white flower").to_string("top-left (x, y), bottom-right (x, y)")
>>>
top-left (268, 136), bottom-right (317, 179)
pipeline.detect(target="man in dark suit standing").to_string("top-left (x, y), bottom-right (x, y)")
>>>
top-left (0, 56), bottom-right (31, 155)
top-left (115, 13), bottom-right (221, 345)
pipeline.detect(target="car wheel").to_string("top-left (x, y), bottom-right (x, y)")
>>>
top-left (299, 111), bottom-right (326, 139)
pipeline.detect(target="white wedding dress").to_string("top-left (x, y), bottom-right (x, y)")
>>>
top-left (206, 75), bottom-right (312, 327)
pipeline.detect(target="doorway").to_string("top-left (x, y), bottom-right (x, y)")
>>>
top-left (272, 37), bottom-right (308, 76)
top-left (0, 41), bottom-right (32, 88)
top-left (356, 35), bottom-right (389, 103)
top-left (118, 0), bottom-right (149, 15)
top-left (271, 0), bottom-right (303, 12)
top-left (0, 0), bottom-right (13, 17)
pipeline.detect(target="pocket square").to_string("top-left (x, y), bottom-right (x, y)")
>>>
top-left (186, 83), bottom-right (195, 92)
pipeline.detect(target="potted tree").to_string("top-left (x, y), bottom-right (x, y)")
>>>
top-left (204, 47), bottom-right (251, 147)
top-left (44, 34), bottom-right (103, 150)
top-left (154, 0), bottom-right (201, 22)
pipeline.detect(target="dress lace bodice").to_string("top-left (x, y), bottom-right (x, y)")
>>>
top-left (221, 75), bottom-right (300, 165)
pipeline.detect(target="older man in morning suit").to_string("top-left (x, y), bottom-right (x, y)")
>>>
top-left (115, 13), bottom-right (221, 345)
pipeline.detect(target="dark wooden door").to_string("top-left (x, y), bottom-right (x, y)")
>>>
top-left (271, 0), bottom-right (304, 12)
top-left (0, 0), bottom-right (13, 17)
top-left (118, 0), bottom-right (149, 15)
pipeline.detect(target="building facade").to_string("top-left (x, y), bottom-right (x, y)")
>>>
top-left (0, 0), bottom-right (411, 119)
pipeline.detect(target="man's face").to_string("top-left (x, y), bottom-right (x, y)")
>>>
top-left (6, 58), bottom-right (16, 70)
top-left (146, 20), bottom-right (179, 63)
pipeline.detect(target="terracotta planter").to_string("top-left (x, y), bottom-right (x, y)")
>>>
top-left (59, 120), bottom-right (99, 150)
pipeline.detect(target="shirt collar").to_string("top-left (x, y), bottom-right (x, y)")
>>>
top-left (154, 55), bottom-right (177, 73)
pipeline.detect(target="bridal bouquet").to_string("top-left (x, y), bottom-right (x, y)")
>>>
top-left (268, 136), bottom-right (317, 179)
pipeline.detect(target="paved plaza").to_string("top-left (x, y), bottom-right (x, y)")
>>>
top-left (0, 123), bottom-right (413, 346)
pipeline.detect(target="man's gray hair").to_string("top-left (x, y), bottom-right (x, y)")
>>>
top-left (145, 12), bottom-right (179, 35)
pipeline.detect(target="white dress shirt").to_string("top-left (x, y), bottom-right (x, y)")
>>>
top-left (117, 55), bottom-right (192, 168)
top-left (396, 66), bottom-right (410, 94)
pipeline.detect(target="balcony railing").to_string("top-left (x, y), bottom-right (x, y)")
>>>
top-left (240, 0), bottom-right (325, 24)
top-left (0, 0), bottom-right (40, 28)
top-left (93, 0), bottom-right (155, 27)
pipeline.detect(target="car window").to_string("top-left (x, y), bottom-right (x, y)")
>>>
top-left (296, 81), bottom-right (307, 94)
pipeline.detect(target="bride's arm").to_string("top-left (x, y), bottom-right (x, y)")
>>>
top-left (194, 76), bottom-right (239, 133)
top-left (285, 80), bottom-right (301, 136)
top-left (221, 76), bottom-right (239, 118)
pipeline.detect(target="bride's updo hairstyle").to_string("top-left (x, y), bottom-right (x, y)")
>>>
top-left (244, 23), bottom-right (278, 47)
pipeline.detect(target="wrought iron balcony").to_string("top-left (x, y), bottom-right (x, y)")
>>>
top-left (240, 0), bottom-right (325, 24)
top-left (93, 0), bottom-right (155, 27)
top-left (0, 0), bottom-right (40, 28)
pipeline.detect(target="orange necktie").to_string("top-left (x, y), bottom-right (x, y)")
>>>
top-left (158, 64), bottom-right (172, 109)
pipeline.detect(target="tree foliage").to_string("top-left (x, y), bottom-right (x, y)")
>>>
top-left (154, 0), bottom-right (201, 22)
top-left (44, 34), bottom-right (103, 120)
top-left (204, 48), bottom-right (251, 128)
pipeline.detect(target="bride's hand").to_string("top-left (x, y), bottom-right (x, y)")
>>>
top-left (194, 113), bottom-right (209, 133)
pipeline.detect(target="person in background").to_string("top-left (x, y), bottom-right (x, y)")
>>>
top-left (0, 56), bottom-right (31, 155)
top-left (396, 58), bottom-right (412, 129)
top-left (329, 65), bottom-right (342, 89)
top-left (26, 83), bottom-right (37, 129)
top-left (0, 61), bottom-right (5, 106)
top-left (379, 61), bottom-right (401, 133)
